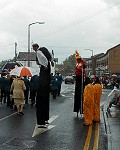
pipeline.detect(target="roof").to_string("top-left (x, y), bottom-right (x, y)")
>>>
top-left (107, 44), bottom-right (120, 52)
top-left (17, 52), bottom-right (36, 61)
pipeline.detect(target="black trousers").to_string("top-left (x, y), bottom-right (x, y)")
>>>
top-left (30, 90), bottom-right (37, 106)
top-left (0, 89), bottom-right (6, 103)
top-left (24, 90), bottom-right (29, 104)
top-left (36, 87), bottom-right (50, 125)
top-left (74, 76), bottom-right (84, 114)
top-left (36, 64), bottom-right (50, 125)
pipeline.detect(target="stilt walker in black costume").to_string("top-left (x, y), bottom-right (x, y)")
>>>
top-left (73, 50), bottom-right (86, 117)
top-left (32, 43), bottom-right (54, 128)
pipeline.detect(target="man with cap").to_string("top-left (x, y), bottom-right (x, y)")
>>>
top-left (73, 50), bottom-right (86, 118)
top-left (32, 43), bottom-right (54, 128)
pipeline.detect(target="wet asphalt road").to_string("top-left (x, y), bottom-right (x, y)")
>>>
top-left (0, 83), bottom-right (110, 150)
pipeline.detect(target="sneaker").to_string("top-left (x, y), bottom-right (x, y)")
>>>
top-left (17, 112), bottom-right (20, 115)
top-left (19, 112), bottom-right (24, 116)
top-left (45, 121), bottom-right (49, 125)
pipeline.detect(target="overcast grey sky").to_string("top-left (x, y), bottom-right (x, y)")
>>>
top-left (0, 0), bottom-right (120, 63)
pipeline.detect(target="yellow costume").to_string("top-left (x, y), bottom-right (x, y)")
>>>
top-left (83, 83), bottom-right (94, 125)
top-left (93, 83), bottom-right (102, 122)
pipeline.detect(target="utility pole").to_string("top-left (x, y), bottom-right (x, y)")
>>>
top-left (15, 42), bottom-right (17, 62)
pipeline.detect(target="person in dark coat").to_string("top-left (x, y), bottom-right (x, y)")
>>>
top-left (0, 73), bottom-right (7, 104)
top-left (9, 75), bottom-right (16, 110)
top-left (29, 75), bottom-right (39, 107)
top-left (73, 50), bottom-right (86, 117)
top-left (22, 76), bottom-right (30, 104)
top-left (55, 72), bottom-right (63, 96)
top-left (4, 75), bottom-right (11, 107)
top-left (51, 76), bottom-right (58, 99)
top-left (32, 43), bottom-right (54, 128)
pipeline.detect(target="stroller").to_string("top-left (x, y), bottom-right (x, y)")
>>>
top-left (109, 93), bottom-right (119, 108)
top-left (107, 86), bottom-right (120, 109)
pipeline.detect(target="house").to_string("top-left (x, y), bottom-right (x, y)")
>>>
top-left (85, 44), bottom-right (120, 76)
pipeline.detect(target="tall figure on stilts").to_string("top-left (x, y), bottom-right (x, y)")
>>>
top-left (73, 50), bottom-right (86, 117)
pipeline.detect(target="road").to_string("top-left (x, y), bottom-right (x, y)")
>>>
top-left (0, 83), bottom-right (111, 150)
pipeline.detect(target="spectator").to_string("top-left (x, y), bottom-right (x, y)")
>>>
top-left (4, 75), bottom-right (11, 107)
top-left (55, 72), bottom-right (63, 96)
top-left (51, 76), bottom-right (58, 99)
top-left (10, 76), bottom-right (26, 116)
top-left (30, 75), bottom-right (39, 107)
top-left (22, 76), bottom-right (30, 104)
top-left (0, 72), bottom-right (7, 104)
top-left (9, 75), bottom-right (16, 110)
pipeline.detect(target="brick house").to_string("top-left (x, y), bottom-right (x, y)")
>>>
top-left (85, 44), bottom-right (120, 76)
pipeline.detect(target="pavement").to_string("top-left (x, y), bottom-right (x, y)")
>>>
top-left (103, 100), bottom-right (120, 150)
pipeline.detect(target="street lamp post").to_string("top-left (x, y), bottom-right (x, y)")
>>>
top-left (28, 22), bottom-right (45, 67)
top-left (85, 49), bottom-right (94, 75)
top-left (85, 49), bottom-right (93, 57)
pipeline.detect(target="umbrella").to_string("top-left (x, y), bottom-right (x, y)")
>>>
top-left (10, 66), bottom-right (38, 77)
top-left (1, 62), bottom-right (22, 70)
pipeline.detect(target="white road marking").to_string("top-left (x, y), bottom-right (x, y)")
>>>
top-left (48, 115), bottom-right (59, 123)
top-left (61, 94), bottom-right (65, 97)
top-left (0, 112), bottom-right (17, 121)
top-left (32, 115), bottom-right (59, 137)
top-left (32, 125), bottom-right (55, 137)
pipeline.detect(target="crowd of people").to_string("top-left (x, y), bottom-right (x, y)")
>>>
top-left (0, 72), bottom-right (39, 114)
top-left (0, 71), bottom-right (63, 112)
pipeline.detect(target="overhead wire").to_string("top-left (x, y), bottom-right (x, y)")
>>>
top-left (0, 1), bottom-right (120, 51)
top-left (47, 1), bottom-right (120, 36)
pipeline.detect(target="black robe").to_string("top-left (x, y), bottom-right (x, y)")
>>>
top-left (74, 76), bottom-right (85, 114)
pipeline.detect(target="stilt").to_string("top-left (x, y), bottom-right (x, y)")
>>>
top-left (77, 112), bottom-right (78, 117)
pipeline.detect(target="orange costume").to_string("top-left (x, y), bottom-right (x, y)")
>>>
top-left (83, 83), bottom-right (94, 125)
top-left (93, 83), bottom-right (102, 122)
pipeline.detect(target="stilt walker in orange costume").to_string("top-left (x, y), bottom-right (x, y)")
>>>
top-left (73, 50), bottom-right (86, 117)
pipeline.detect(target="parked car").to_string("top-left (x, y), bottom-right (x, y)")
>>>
top-left (64, 76), bottom-right (74, 84)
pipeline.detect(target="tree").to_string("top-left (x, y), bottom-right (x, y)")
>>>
top-left (62, 54), bottom-right (76, 75)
